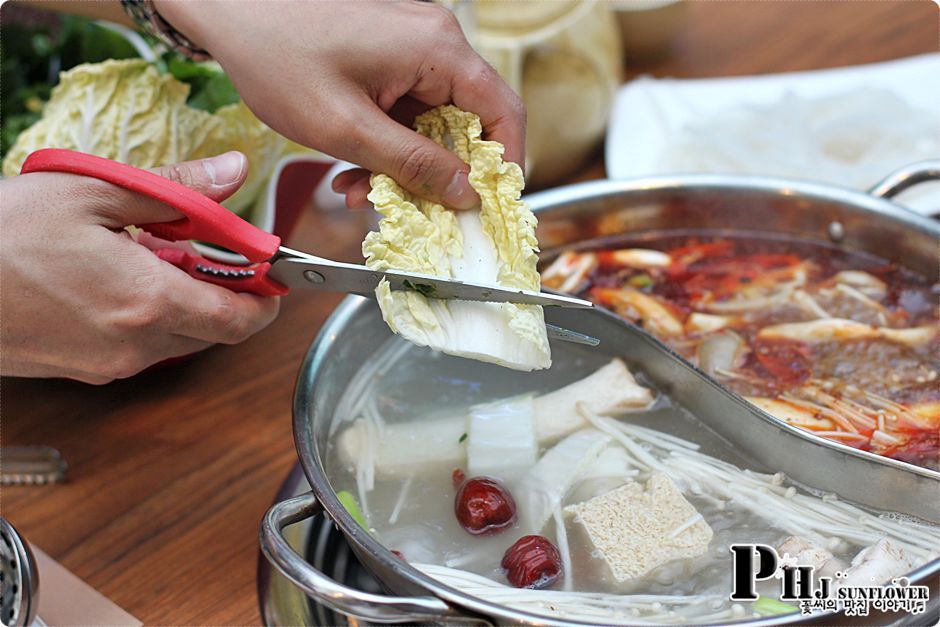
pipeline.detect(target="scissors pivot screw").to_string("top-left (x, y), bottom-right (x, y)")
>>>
top-left (303, 270), bottom-right (326, 285)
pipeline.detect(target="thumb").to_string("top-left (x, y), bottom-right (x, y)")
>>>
top-left (152, 150), bottom-right (247, 203)
top-left (91, 151), bottom-right (248, 228)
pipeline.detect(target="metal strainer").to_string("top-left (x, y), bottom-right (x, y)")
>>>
top-left (0, 518), bottom-right (38, 627)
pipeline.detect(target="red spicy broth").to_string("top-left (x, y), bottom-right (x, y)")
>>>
top-left (541, 231), bottom-right (940, 470)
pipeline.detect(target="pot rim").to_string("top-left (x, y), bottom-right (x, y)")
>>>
top-left (523, 170), bottom-right (939, 239)
top-left (291, 171), bottom-right (940, 626)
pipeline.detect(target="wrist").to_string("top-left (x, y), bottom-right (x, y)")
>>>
top-left (128, 0), bottom-right (212, 60)
top-left (152, 1), bottom-right (202, 37)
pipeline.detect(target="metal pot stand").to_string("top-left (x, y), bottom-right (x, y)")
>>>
top-left (258, 465), bottom-right (386, 627)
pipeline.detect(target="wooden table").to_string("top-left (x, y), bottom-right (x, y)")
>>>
top-left (2, 2), bottom-right (935, 624)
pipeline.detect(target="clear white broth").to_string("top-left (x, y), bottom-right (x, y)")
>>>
top-left (324, 336), bottom-right (939, 623)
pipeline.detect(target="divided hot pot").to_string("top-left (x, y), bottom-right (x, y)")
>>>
top-left (260, 163), bottom-right (940, 626)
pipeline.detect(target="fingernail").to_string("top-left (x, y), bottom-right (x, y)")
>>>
top-left (204, 151), bottom-right (246, 187)
top-left (442, 170), bottom-right (479, 210)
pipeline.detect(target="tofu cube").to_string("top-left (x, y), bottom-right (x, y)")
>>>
top-left (564, 473), bottom-right (712, 582)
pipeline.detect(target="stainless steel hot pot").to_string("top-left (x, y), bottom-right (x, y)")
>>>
top-left (261, 163), bottom-right (940, 626)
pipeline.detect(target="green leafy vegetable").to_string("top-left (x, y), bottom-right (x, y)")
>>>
top-left (0, 13), bottom-right (240, 155)
top-left (1, 16), bottom-right (140, 155)
top-left (458, 432), bottom-right (468, 444)
top-left (206, 99), bottom-right (298, 215)
top-left (336, 490), bottom-right (368, 530)
top-left (754, 597), bottom-right (798, 616)
top-left (628, 274), bottom-right (654, 289)
top-left (3, 59), bottom-right (217, 175)
top-left (1, 12), bottom-right (309, 230)
top-left (165, 57), bottom-right (239, 112)
top-left (402, 279), bottom-right (437, 297)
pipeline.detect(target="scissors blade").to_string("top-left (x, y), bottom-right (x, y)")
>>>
top-left (268, 254), bottom-right (593, 308)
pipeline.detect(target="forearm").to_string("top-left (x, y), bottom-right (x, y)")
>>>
top-left (26, 0), bottom-right (524, 212)
top-left (19, 0), bottom-right (134, 27)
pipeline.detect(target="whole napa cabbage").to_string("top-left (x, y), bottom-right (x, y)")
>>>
top-left (2, 59), bottom-right (300, 217)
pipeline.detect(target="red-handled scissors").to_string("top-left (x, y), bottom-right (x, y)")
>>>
top-left (21, 149), bottom-right (598, 343)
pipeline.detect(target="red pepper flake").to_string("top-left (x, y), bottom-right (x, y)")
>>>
top-left (754, 339), bottom-right (813, 386)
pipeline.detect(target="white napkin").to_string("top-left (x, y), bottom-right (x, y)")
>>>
top-left (606, 53), bottom-right (940, 215)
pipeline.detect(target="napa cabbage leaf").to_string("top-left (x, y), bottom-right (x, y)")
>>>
top-left (362, 105), bottom-right (551, 371)
top-left (2, 59), bottom-right (298, 217)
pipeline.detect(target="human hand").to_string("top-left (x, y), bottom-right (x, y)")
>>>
top-left (0, 151), bottom-right (280, 384)
top-left (157, 0), bottom-right (526, 210)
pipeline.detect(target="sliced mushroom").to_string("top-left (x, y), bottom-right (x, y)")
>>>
top-left (833, 283), bottom-right (887, 312)
top-left (606, 248), bottom-right (672, 269)
top-left (745, 397), bottom-right (835, 430)
top-left (686, 312), bottom-right (737, 334)
top-left (833, 270), bottom-right (887, 299)
top-left (541, 251), bottom-right (597, 293)
top-left (758, 318), bottom-right (937, 348)
top-left (592, 288), bottom-right (684, 337)
top-left (697, 331), bottom-right (748, 376)
top-left (702, 287), bottom-right (796, 313)
top-left (792, 290), bottom-right (830, 319)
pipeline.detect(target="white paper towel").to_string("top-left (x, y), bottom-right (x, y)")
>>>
top-left (606, 53), bottom-right (940, 215)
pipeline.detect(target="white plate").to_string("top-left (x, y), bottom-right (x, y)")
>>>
top-left (606, 53), bottom-right (940, 215)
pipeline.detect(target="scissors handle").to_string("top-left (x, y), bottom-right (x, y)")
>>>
top-left (153, 248), bottom-right (287, 296)
top-left (20, 148), bottom-right (288, 296)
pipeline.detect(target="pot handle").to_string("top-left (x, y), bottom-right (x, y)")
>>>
top-left (260, 492), bottom-right (482, 625)
top-left (868, 160), bottom-right (940, 200)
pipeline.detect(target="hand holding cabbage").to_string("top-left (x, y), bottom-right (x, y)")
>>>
top-left (155, 0), bottom-right (526, 210)
top-left (363, 106), bottom-right (551, 372)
